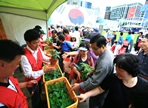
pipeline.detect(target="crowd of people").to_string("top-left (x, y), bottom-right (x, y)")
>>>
top-left (106, 30), bottom-right (146, 56)
top-left (0, 24), bottom-right (148, 108)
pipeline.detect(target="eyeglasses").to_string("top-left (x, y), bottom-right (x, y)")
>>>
top-left (91, 47), bottom-right (99, 51)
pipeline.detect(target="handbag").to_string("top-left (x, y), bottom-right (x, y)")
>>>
top-left (123, 40), bottom-right (128, 46)
top-left (118, 47), bottom-right (126, 54)
top-left (138, 41), bottom-right (141, 47)
top-left (110, 44), bottom-right (116, 53)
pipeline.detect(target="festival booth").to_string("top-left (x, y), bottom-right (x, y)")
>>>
top-left (0, 1), bottom-right (79, 108)
top-left (0, 0), bottom-right (67, 45)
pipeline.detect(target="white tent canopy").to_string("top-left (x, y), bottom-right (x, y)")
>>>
top-left (0, 0), bottom-right (67, 45)
top-left (0, 13), bottom-right (47, 45)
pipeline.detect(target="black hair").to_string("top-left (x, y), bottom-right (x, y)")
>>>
top-left (70, 37), bottom-right (76, 42)
top-left (51, 25), bottom-right (55, 29)
top-left (33, 28), bottom-right (41, 35)
top-left (145, 34), bottom-right (148, 39)
top-left (90, 33), bottom-right (107, 48)
top-left (120, 32), bottom-right (123, 36)
top-left (57, 25), bottom-right (60, 28)
top-left (79, 42), bottom-right (90, 50)
top-left (63, 29), bottom-right (69, 34)
top-left (24, 29), bottom-right (40, 43)
top-left (34, 25), bottom-right (42, 34)
top-left (0, 40), bottom-right (24, 62)
top-left (52, 29), bottom-right (57, 34)
top-left (57, 32), bottom-right (63, 36)
top-left (113, 54), bottom-right (140, 77)
top-left (58, 34), bottom-right (65, 41)
top-left (35, 25), bottom-right (42, 30)
top-left (128, 31), bottom-right (131, 35)
top-left (75, 26), bottom-right (78, 31)
top-left (139, 32), bottom-right (143, 35)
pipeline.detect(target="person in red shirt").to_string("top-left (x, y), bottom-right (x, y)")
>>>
top-left (63, 28), bottom-right (71, 41)
top-left (0, 40), bottom-right (37, 108)
top-left (48, 27), bottom-right (52, 37)
top-left (21, 29), bottom-right (55, 108)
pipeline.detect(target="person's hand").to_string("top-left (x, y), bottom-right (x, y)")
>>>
top-left (42, 61), bottom-right (50, 65)
top-left (106, 39), bottom-right (109, 43)
top-left (26, 80), bottom-right (37, 88)
top-left (71, 83), bottom-right (80, 90)
top-left (51, 43), bottom-right (55, 48)
top-left (43, 65), bottom-right (55, 73)
top-left (51, 42), bottom-right (53, 46)
top-left (76, 94), bottom-right (88, 103)
top-left (62, 52), bottom-right (69, 59)
top-left (42, 43), bottom-right (48, 47)
top-left (77, 72), bottom-right (81, 80)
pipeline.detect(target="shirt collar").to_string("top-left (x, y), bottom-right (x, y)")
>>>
top-left (99, 49), bottom-right (107, 59)
top-left (26, 45), bottom-right (38, 54)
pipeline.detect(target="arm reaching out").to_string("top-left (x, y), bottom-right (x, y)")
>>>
top-left (77, 86), bottom-right (105, 102)
top-left (19, 80), bottom-right (37, 89)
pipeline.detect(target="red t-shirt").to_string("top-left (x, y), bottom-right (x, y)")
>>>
top-left (65, 35), bottom-right (71, 41)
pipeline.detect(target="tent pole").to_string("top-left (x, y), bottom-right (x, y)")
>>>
top-left (46, 20), bottom-right (48, 38)
top-left (46, 11), bottom-right (48, 38)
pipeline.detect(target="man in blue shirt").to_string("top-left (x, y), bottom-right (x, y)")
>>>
top-left (52, 34), bottom-right (72, 72)
top-left (125, 31), bottom-right (132, 53)
top-left (53, 34), bottom-right (72, 54)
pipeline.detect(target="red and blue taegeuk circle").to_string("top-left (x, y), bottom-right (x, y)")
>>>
top-left (68, 9), bottom-right (84, 25)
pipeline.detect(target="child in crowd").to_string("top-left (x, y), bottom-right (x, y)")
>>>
top-left (52, 34), bottom-right (72, 72)
top-left (70, 36), bottom-right (79, 51)
top-left (114, 32), bottom-right (124, 55)
top-left (63, 28), bottom-right (71, 41)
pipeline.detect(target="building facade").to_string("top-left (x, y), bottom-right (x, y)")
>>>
top-left (109, 3), bottom-right (143, 20)
top-left (145, 0), bottom-right (148, 4)
top-left (104, 7), bottom-right (111, 19)
top-left (104, 2), bottom-right (148, 30)
top-left (110, 4), bottom-right (128, 20)
top-left (67, 0), bottom-right (92, 9)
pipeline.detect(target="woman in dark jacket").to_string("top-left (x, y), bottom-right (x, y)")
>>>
top-left (77, 54), bottom-right (148, 108)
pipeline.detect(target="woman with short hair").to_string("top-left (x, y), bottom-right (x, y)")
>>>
top-left (77, 54), bottom-right (148, 108)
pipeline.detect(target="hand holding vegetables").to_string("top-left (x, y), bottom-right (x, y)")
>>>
top-left (43, 65), bottom-right (55, 73)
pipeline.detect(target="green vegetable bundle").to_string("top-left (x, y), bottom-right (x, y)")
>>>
top-left (44, 46), bottom-right (50, 50)
top-left (47, 81), bottom-right (74, 108)
top-left (74, 63), bottom-right (94, 81)
top-left (45, 37), bottom-right (53, 44)
top-left (44, 69), bottom-right (61, 81)
top-left (50, 49), bottom-right (60, 60)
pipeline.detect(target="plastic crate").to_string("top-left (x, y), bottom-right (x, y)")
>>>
top-left (43, 64), bottom-right (63, 82)
top-left (44, 77), bottom-right (78, 108)
top-left (44, 46), bottom-right (54, 50)
top-left (43, 46), bottom-right (54, 56)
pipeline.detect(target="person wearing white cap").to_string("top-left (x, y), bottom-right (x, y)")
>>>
top-left (70, 42), bottom-right (94, 88)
